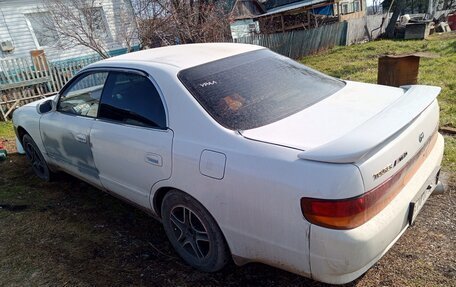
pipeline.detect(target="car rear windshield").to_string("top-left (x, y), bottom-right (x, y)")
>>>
top-left (178, 49), bottom-right (345, 130)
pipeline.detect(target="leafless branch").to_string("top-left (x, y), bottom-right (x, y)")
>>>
top-left (133, 0), bottom-right (231, 48)
top-left (37, 0), bottom-right (137, 58)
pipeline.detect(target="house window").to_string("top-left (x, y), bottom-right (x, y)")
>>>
top-left (248, 23), bottom-right (257, 31)
top-left (25, 12), bottom-right (59, 47)
top-left (342, 3), bottom-right (349, 14)
top-left (354, 0), bottom-right (361, 12)
top-left (82, 7), bottom-right (109, 38)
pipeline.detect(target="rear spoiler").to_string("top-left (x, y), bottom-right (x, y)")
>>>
top-left (297, 85), bottom-right (441, 163)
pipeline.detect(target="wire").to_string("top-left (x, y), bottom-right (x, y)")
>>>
top-left (0, 7), bottom-right (15, 57)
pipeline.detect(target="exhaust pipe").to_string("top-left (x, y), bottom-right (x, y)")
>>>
top-left (433, 181), bottom-right (445, 195)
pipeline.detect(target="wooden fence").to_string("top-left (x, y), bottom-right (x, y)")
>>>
top-left (233, 21), bottom-right (348, 59)
top-left (0, 53), bottom-right (100, 120)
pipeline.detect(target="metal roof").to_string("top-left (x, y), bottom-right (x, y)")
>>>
top-left (260, 0), bottom-right (330, 17)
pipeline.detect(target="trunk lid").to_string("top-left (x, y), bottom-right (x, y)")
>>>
top-left (241, 81), bottom-right (404, 151)
top-left (241, 81), bottom-right (441, 191)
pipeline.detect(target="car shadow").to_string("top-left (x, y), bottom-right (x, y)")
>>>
top-left (1, 154), bottom-right (363, 287)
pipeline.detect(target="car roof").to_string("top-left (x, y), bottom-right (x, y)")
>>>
top-left (97, 43), bottom-right (265, 70)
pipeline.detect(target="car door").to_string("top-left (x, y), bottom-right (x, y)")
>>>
top-left (90, 70), bottom-right (173, 209)
top-left (40, 71), bottom-right (109, 188)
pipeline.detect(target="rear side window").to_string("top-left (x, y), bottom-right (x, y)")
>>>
top-left (179, 49), bottom-right (345, 130)
top-left (98, 72), bottom-right (166, 129)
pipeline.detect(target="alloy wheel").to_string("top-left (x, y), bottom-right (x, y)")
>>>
top-left (169, 205), bottom-right (211, 260)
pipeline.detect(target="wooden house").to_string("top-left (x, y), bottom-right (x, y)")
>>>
top-left (0, 0), bottom-right (140, 62)
top-left (230, 0), bottom-right (367, 37)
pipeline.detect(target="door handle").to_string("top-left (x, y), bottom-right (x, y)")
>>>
top-left (75, 133), bottom-right (87, 143)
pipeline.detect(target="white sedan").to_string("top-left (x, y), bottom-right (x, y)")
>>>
top-left (12, 43), bottom-right (444, 284)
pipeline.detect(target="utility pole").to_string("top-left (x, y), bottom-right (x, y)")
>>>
top-left (427, 0), bottom-right (434, 18)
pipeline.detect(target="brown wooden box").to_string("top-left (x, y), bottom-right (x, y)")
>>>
top-left (377, 55), bottom-right (420, 87)
top-left (377, 53), bottom-right (438, 87)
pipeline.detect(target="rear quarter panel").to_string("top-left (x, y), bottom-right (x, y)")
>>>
top-left (137, 64), bottom-right (366, 276)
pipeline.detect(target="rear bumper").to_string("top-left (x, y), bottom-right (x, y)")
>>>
top-left (309, 133), bottom-right (444, 285)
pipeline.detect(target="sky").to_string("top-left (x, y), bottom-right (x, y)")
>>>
top-left (366, 0), bottom-right (375, 7)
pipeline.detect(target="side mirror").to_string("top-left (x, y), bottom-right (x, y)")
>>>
top-left (37, 99), bottom-right (56, 114)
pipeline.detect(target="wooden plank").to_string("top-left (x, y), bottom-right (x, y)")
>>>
top-left (10, 58), bottom-right (19, 82)
top-left (48, 63), bottom-right (59, 93)
top-left (439, 126), bottom-right (456, 135)
top-left (53, 65), bottom-right (64, 91)
top-left (0, 60), bottom-right (12, 84)
top-left (40, 56), bottom-right (54, 94)
top-left (11, 59), bottom-right (22, 83)
top-left (281, 15), bottom-right (285, 33)
top-left (0, 102), bottom-right (7, 121)
top-left (4, 59), bottom-right (15, 83)
top-left (27, 87), bottom-right (35, 105)
top-left (0, 93), bottom-right (53, 105)
top-left (0, 77), bottom-right (51, 91)
top-left (49, 66), bottom-right (59, 92)
top-left (19, 58), bottom-right (31, 81)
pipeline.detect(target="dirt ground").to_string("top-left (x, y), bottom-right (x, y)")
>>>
top-left (0, 154), bottom-right (455, 287)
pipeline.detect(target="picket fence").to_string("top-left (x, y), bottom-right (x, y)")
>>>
top-left (0, 53), bottom-right (100, 120)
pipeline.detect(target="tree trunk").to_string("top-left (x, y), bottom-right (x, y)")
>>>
top-left (385, 0), bottom-right (405, 38)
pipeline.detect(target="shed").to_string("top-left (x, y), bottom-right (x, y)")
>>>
top-left (231, 0), bottom-right (266, 20)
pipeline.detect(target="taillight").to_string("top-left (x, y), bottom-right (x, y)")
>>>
top-left (301, 132), bottom-right (437, 230)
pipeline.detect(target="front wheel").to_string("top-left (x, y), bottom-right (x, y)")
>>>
top-left (23, 134), bottom-right (54, 182)
top-left (161, 190), bottom-right (230, 272)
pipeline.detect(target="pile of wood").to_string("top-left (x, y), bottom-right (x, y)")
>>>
top-left (259, 12), bottom-right (339, 33)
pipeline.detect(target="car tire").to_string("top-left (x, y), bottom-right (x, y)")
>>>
top-left (161, 190), bottom-right (230, 272)
top-left (23, 134), bottom-right (54, 182)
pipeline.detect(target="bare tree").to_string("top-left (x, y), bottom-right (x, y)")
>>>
top-left (169, 0), bottom-right (231, 43)
top-left (38, 0), bottom-right (138, 59)
top-left (133, 0), bottom-right (231, 48)
top-left (133, 0), bottom-right (175, 47)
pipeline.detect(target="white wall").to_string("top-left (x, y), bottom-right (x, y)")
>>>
top-left (0, 0), bottom-right (139, 61)
top-left (346, 14), bottom-right (385, 45)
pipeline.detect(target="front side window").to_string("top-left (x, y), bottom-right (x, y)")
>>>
top-left (98, 72), bottom-right (166, 129)
top-left (58, 72), bottom-right (108, 117)
top-left (178, 49), bottom-right (345, 130)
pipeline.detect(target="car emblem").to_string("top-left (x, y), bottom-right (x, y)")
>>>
top-left (419, 132), bottom-right (424, 143)
top-left (373, 152), bottom-right (408, 180)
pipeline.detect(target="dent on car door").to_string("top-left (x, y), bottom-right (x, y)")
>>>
top-left (90, 71), bottom-right (173, 209)
top-left (39, 72), bottom-right (109, 188)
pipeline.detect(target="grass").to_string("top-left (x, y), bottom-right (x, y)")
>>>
top-left (0, 121), bottom-right (14, 139)
top-left (0, 121), bottom-right (16, 153)
top-left (301, 32), bottom-right (456, 172)
top-left (444, 136), bottom-right (456, 173)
